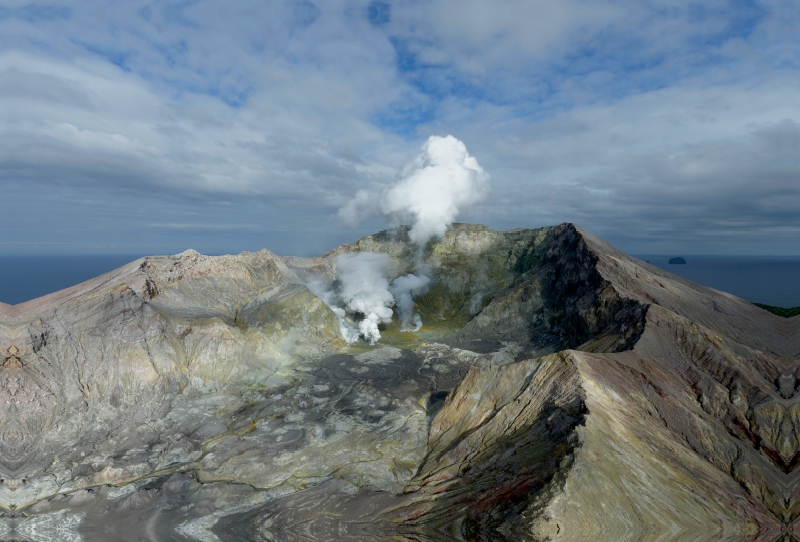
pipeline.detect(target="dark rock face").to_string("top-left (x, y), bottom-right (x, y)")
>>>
top-left (0, 223), bottom-right (797, 541)
top-left (668, 256), bottom-right (687, 264)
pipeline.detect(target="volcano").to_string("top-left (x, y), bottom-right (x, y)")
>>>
top-left (0, 223), bottom-right (796, 541)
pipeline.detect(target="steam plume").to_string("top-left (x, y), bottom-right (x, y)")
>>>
top-left (306, 278), bottom-right (360, 344)
top-left (390, 272), bottom-right (431, 331)
top-left (327, 135), bottom-right (490, 342)
top-left (335, 252), bottom-right (394, 344)
top-left (338, 135), bottom-right (491, 246)
top-left (307, 252), bottom-right (434, 344)
top-left (338, 189), bottom-right (380, 227)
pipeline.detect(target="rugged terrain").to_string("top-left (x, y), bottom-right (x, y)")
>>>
top-left (0, 223), bottom-right (798, 541)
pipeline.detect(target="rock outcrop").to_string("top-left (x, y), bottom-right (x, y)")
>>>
top-left (0, 223), bottom-right (797, 541)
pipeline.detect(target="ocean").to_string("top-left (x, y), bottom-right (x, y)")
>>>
top-left (0, 255), bottom-right (144, 306)
top-left (0, 254), bottom-right (798, 308)
top-left (635, 255), bottom-right (800, 308)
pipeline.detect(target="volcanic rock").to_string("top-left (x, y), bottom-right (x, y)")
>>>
top-left (0, 223), bottom-right (797, 541)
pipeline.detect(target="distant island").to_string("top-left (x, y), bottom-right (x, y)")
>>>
top-left (668, 256), bottom-right (687, 264)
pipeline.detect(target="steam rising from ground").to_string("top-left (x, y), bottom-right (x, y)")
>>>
top-left (339, 135), bottom-right (491, 246)
top-left (322, 135), bottom-right (487, 344)
top-left (306, 277), bottom-right (360, 344)
top-left (390, 272), bottom-right (431, 331)
top-left (336, 253), bottom-right (394, 344)
top-left (307, 253), bottom-right (431, 345)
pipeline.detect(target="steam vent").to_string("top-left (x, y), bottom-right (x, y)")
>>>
top-left (0, 223), bottom-right (798, 541)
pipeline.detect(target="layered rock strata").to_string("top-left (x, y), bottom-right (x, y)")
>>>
top-left (0, 223), bottom-right (796, 541)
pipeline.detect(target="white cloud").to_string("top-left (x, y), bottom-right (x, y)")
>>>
top-left (0, 49), bottom-right (398, 199)
top-left (392, 0), bottom-right (622, 74)
top-left (0, 0), bottom-right (797, 255)
top-left (440, 75), bottom-right (800, 253)
top-left (338, 189), bottom-right (382, 226)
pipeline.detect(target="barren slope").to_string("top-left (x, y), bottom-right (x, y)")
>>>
top-left (0, 223), bottom-right (796, 541)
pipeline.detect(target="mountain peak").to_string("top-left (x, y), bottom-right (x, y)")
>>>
top-left (0, 224), bottom-right (796, 539)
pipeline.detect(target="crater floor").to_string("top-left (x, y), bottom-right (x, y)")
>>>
top-left (0, 223), bottom-right (797, 541)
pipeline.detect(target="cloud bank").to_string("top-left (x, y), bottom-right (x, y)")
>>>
top-left (0, 1), bottom-right (797, 255)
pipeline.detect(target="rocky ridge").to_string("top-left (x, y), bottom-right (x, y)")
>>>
top-left (0, 223), bottom-right (797, 541)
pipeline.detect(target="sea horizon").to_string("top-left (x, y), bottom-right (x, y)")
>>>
top-left (1, 252), bottom-right (799, 309)
top-left (633, 254), bottom-right (800, 308)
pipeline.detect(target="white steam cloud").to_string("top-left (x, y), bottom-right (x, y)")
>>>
top-left (390, 272), bottom-right (431, 331)
top-left (338, 135), bottom-right (491, 246)
top-left (323, 135), bottom-right (485, 344)
top-left (336, 252), bottom-right (394, 344)
top-left (307, 252), bottom-right (431, 345)
top-left (338, 189), bottom-right (381, 227)
top-left (306, 278), bottom-right (360, 344)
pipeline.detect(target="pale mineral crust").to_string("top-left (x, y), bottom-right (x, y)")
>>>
top-left (0, 223), bottom-right (797, 541)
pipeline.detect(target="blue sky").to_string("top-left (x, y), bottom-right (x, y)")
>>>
top-left (0, 0), bottom-right (798, 255)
